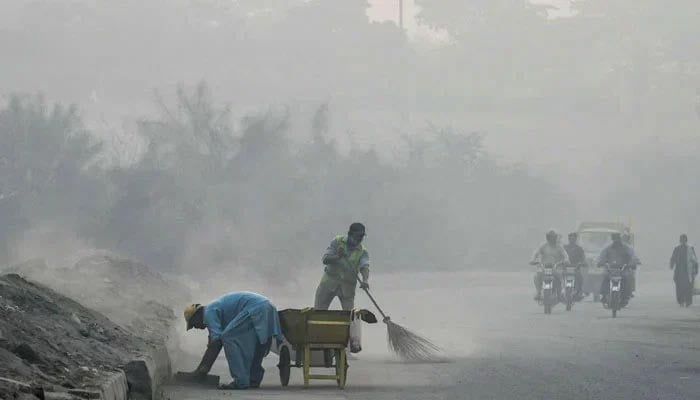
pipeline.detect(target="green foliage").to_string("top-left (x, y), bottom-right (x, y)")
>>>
top-left (0, 84), bottom-right (569, 278)
top-left (0, 94), bottom-right (107, 260)
top-left (98, 84), bottom-right (568, 275)
top-left (0, 94), bottom-right (104, 217)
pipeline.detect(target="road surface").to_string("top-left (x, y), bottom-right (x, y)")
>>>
top-left (166, 269), bottom-right (700, 399)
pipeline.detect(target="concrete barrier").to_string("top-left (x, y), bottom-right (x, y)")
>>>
top-left (0, 372), bottom-right (127, 400)
top-left (124, 345), bottom-right (172, 400)
top-left (1, 347), bottom-right (169, 400)
top-left (59, 344), bottom-right (170, 400)
top-left (98, 371), bottom-right (128, 400)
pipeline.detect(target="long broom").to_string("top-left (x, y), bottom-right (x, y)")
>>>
top-left (357, 276), bottom-right (444, 362)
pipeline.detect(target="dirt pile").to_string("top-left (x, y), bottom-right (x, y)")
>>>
top-left (6, 254), bottom-right (189, 346)
top-left (0, 274), bottom-right (146, 398)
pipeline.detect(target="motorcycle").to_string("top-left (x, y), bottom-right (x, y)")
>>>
top-left (603, 263), bottom-right (630, 318)
top-left (562, 264), bottom-right (581, 311)
top-left (534, 262), bottom-right (563, 314)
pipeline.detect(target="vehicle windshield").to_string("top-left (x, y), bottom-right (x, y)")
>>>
top-left (579, 231), bottom-right (612, 255)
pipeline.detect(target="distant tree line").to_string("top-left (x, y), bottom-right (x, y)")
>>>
top-left (0, 83), bottom-right (570, 278)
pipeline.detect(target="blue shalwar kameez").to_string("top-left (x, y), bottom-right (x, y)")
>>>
top-left (203, 292), bottom-right (282, 388)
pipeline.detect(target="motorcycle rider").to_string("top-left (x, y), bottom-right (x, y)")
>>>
top-left (597, 232), bottom-right (640, 304)
top-left (530, 230), bottom-right (569, 301)
top-left (563, 232), bottom-right (586, 300)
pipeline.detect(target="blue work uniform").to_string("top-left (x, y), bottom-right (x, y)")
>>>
top-left (204, 292), bottom-right (282, 388)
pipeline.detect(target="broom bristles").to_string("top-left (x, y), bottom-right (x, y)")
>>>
top-left (386, 320), bottom-right (445, 362)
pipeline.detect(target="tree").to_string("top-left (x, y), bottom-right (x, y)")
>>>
top-left (0, 94), bottom-right (105, 262)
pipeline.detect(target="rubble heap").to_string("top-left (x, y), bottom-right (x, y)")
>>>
top-left (7, 254), bottom-right (188, 346)
top-left (0, 274), bottom-right (146, 398)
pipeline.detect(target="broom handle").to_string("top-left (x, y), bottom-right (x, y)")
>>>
top-left (356, 276), bottom-right (389, 321)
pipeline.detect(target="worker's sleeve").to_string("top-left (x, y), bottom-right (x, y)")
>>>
top-left (359, 250), bottom-right (369, 269)
top-left (322, 238), bottom-right (340, 265)
top-left (559, 246), bottom-right (570, 264)
top-left (531, 245), bottom-right (543, 264)
top-left (690, 246), bottom-right (698, 264)
top-left (204, 305), bottom-right (224, 342)
top-left (359, 250), bottom-right (370, 281)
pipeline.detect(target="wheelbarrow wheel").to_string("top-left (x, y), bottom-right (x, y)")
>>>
top-left (278, 346), bottom-right (291, 387)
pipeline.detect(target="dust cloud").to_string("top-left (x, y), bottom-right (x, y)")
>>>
top-left (1, 0), bottom-right (699, 363)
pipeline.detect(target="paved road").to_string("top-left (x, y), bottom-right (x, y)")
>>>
top-left (166, 269), bottom-right (700, 399)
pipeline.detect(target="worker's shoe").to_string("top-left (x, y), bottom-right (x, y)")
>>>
top-left (219, 381), bottom-right (249, 390)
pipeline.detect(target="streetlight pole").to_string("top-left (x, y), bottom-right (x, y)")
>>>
top-left (399, 0), bottom-right (403, 30)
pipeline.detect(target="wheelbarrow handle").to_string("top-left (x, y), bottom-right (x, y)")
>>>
top-left (356, 275), bottom-right (390, 322)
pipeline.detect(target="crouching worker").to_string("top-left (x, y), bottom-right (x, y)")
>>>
top-left (184, 291), bottom-right (283, 390)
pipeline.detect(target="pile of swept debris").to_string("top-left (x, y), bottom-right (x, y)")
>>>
top-left (6, 254), bottom-right (188, 346)
top-left (1, 253), bottom-right (188, 400)
top-left (0, 274), bottom-right (145, 399)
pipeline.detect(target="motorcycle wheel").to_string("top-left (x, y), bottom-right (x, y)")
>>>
top-left (565, 288), bottom-right (573, 311)
top-left (611, 291), bottom-right (619, 318)
top-left (544, 289), bottom-right (552, 314)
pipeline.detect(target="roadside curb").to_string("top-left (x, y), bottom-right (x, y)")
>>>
top-left (0, 376), bottom-right (45, 399)
top-left (1, 372), bottom-right (128, 400)
top-left (67, 371), bottom-right (127, 400)
top-left (65, 344), bottom-right (172, 400)
top-left (100, 371), bottom-right (128, 400)
top-left (124, 345), bottom-right (172, 400)
top-left (1, 344), bottom-right (173, 400)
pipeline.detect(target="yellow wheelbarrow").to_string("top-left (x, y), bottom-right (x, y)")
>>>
top-left (277, 308), bottom-right (351, 389)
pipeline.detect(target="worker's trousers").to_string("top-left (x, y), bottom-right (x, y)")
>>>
top-left (222, 321), bottom-right (271, 388)
top-left (675, 275), bottom-right (694, 306)
top-left (314, 283), bottom-right (355, 311)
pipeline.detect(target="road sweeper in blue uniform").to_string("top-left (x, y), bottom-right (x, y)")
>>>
top-left (183, 291), bottom-right (282, 389)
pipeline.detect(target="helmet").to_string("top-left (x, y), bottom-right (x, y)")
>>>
top-left (184, 304), bottom-right (203, 330)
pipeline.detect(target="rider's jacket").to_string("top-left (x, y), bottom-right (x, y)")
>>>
top-left (564, 243), bottom-right (586, 266)
top-left (532, 242), bottom-right (569, 266)
top-left (597, 242), bottom-right (639, 267)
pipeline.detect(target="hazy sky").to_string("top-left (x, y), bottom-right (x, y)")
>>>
top-left (367, 0), bottom-right (576, 34)
top-left (367, 0), bottom-right (447, 43)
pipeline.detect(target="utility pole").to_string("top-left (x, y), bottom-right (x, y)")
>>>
top-left (399, 0), bottom-right (404, 30)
